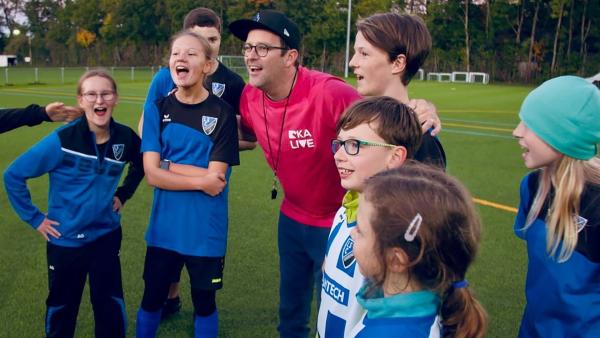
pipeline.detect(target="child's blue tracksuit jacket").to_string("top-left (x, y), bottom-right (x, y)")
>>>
top-left (3, 116), bottom-right (144, 247)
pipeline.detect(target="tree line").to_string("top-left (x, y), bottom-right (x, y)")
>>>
top-left (0, 0), bottom-right (598, 83)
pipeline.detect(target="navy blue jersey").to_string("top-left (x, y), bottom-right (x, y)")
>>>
top-left (515, 171), bottom-right (600, 337)
top-left (4, 116), bottom-right (144, 247)
top-left (141, 93), bottom-right (239, 256)
top-left (208, 61), bottom-right (245, 115)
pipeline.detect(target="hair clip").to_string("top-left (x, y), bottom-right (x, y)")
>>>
top-left (451, 280), bottom-right (469, 289)
top-left (404, 213), bottom-right (422, 242)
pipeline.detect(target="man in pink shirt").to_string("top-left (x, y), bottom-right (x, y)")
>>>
top-left (230, 11), bottom-right (358, 337)
top-left (229, 10), bottom-right (440, 337)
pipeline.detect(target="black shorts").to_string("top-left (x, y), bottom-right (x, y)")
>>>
top-left (143, 246), bottom-right (224, 290)
top-left (170, 260), bottom-right (185, 283)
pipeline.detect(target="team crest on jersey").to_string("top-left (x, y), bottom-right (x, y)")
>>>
top-left (112, 144), bottom-right (124, 160)
top-left (340, 237), bottom-right (355, 268)
top-left (202, 116), bottom-right (218, 135)
top-left (336, 235), bottom-right (356, 277)
top-left (212, 82), bottom-right (226, 97)
top-left (575, 215), bottom-right (588, 233)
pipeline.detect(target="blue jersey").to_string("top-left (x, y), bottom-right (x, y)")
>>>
top-left (350, 286), bottom-right (441, 338)
top-left (4, 116), bottom-right (144, 247)
top-left (141, 93), bottom-right (239, 256)
top-left (515, 171), bottom-right (600, 338)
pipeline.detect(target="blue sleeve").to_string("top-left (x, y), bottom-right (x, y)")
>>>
top-left (514, 173), bottom-right (533, 240)
top-left (141, 97), bottom-right (161, 153)
top-left (141, 68), bottom-right (172, 154)
top-left (144, 68), bottom-right (174, 110)
top-left (3, 133), bottom-right (62, 228)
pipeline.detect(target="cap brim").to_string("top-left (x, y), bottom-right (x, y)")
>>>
top-left (229, 19), bottom-right (278, 42)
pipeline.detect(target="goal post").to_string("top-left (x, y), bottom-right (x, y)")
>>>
top-left (218, 55), bottom-right (247, 76)
top-left (425, 71), bottom-right (489, 84)
top-left (468, 72), bottom-right (489, 84)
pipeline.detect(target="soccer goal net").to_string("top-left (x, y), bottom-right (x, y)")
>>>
top-left (219, 55), bottom-right (247, 77)
top-left (426, 71), bottom-right (489, 84)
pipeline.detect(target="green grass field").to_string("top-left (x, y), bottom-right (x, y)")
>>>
top-left (0, 78), bottom-right (534, 337)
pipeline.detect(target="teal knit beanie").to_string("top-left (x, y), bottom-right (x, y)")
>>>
top-left (519, 75), bottom-right (600, 160)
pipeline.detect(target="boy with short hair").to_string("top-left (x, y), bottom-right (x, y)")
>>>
top-left (317, 96), bottom-right (423, 337)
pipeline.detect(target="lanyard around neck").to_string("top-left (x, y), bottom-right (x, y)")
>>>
top-left (262, 68), bottom-right (298, 199)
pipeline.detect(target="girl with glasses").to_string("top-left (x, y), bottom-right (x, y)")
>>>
top-left (4, 69), bottom-right (145, 338)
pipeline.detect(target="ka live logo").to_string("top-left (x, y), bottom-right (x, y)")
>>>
top-left (288, 129), bottom-right (315, 149)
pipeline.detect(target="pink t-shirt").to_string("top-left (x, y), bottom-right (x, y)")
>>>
top-left (240, 67), bottom-right (361, 227)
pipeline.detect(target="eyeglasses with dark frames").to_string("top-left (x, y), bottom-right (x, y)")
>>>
top-left (331, 138), bottom-right (397, 156)
top-left (242, 43), bottom-right (289, 57)
top-left (81, 92), bottom-right (116, 102)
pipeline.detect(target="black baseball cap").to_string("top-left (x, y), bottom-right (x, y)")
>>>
top-left (229, 10), bottom-right (301, 50)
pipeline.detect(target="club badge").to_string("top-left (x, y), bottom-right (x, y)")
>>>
top-left (112, 144), bottom-right (124, 160)
top-left (340, 237), bottom-right (355, 268)
top-left (202, 116), bottom-right (218, 135)
top-left (575, 215), bottom-right (588, 233)
top-left (212, 82), bottom-right (226, 98)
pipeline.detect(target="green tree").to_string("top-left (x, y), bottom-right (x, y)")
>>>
top-left (23, 0), bottom-right (62, 64)
top-left (0, 0), bottom-right (24, 35)
top-left (549, 0), bottom-right (567, 74)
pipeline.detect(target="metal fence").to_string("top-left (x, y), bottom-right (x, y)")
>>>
top-left (0, 66), bottom-right (161, 86)
top-left (219, 55), bottom-right (247, 76)
top-left (1, 56), bottom-right (250, 87)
